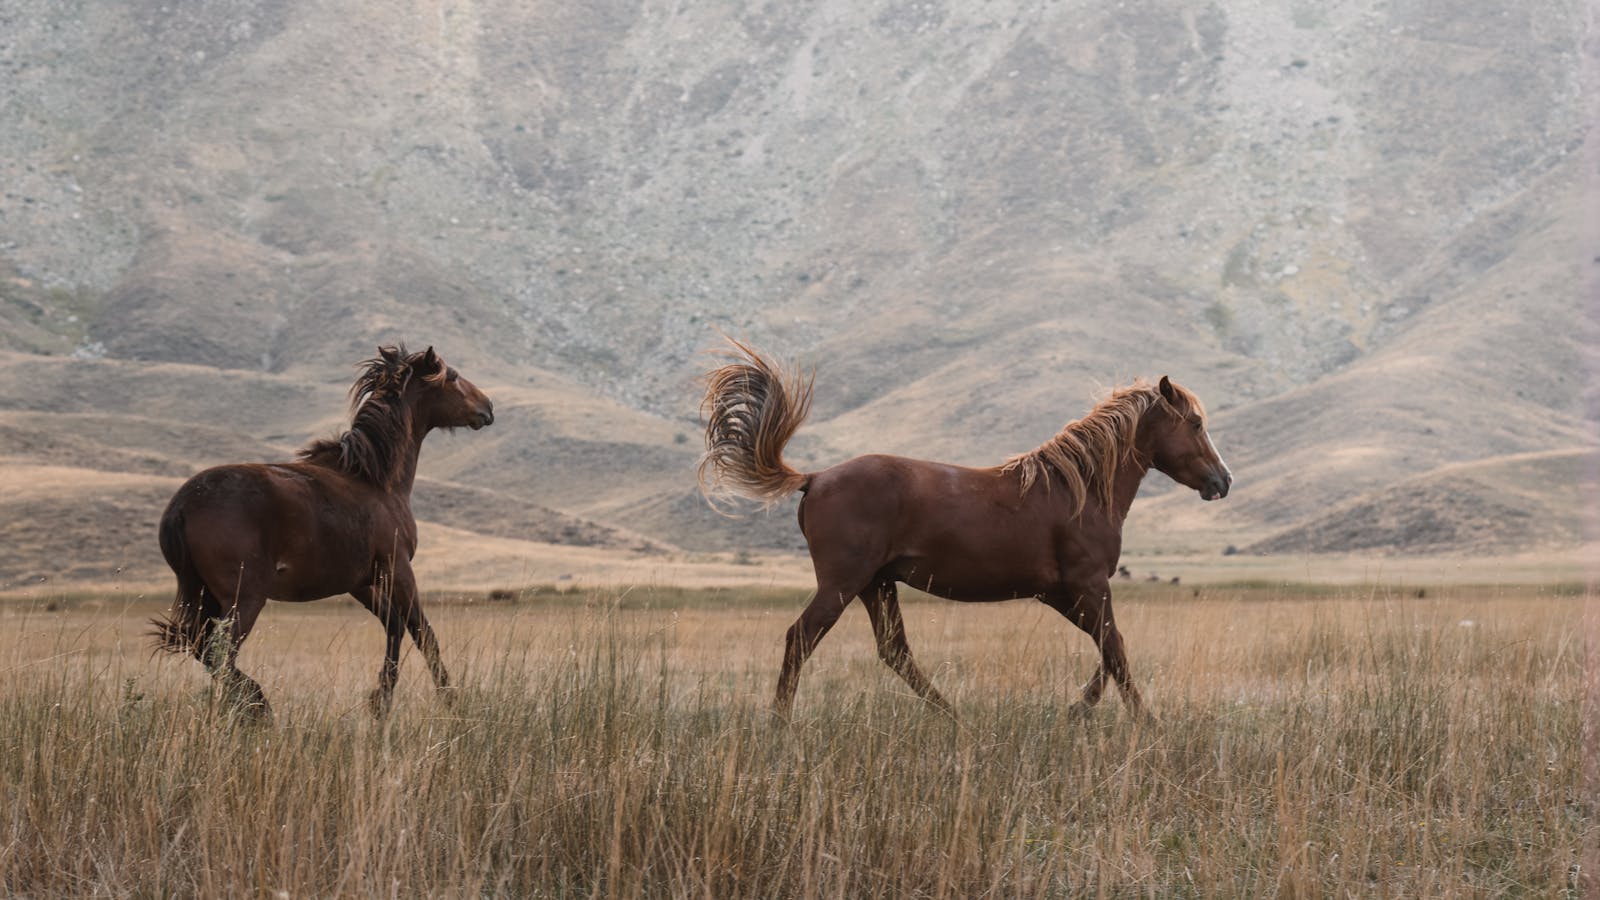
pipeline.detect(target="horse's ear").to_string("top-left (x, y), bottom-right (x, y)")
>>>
top-left (378, 345), bottom-right (401, 364)
top-left (420, 346), bottom-right (442, 373)
top-left (1158, 376), bottom-right (1180, 407)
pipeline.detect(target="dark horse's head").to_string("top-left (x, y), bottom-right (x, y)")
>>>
top-left (299, 345), bottom-right (494, 487)
top-left (1142, 376), bottom-right (1232, 501)
top-left (366, 345), bottom-right (495, 432)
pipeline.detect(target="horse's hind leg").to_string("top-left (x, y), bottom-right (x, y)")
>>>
top-left (203, 587), bottom-right (271, 720)
top-left (774, 577), bottom-right (864, 718)
top-left (861, 581), bottom-right (951, 713)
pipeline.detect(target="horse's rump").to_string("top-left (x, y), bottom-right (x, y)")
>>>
top-left (149, 504), bottom-right (218, 658)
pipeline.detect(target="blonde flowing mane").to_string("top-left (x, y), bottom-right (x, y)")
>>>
top-left (1000, 379), bottom-right (1201, 515)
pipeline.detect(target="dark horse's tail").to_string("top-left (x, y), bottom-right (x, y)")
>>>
top-left (148, 504), bottom-right (213, 658)
top-left (698, 337), bottom-right (815, 508)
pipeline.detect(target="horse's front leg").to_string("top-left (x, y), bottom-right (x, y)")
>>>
top-left (1044, 580), bottom-right (1151, 722)
top-left (353, 557), bottom-right (451, 716)
top-left (403, 586), bottom-right (453, 704)
top-left (353, 561), bottom-right (411, 717)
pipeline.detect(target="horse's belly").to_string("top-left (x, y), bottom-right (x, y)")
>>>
top-left (261, 536), bottom-right (374, 602)
top-left (888, 551), bottom-right (1056, 602)
top-left (269, 578), bottom-right (356, 603)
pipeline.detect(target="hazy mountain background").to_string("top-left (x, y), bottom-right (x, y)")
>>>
top-left (1, 0), bottom-right (1595, 589)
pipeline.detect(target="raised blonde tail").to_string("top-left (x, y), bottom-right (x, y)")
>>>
top-left (697, 337), bottom-right (814, 509)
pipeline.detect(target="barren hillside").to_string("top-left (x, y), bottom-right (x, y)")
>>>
top-left (0, 0), bottom-right (1593, 588)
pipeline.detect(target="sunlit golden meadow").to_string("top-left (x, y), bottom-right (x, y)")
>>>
top-left (0, 583), bottom-right (1592, 897)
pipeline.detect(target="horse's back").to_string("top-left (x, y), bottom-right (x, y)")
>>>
top-left (806, 454), bottom-right (1015, 515)
top-left (168, 463), bottom-right (325, 525)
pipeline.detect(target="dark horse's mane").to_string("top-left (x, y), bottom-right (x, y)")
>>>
top-left (298, 345), bottom-right (442, 487)
top-left (999, 379), bottom-right (1201, 516)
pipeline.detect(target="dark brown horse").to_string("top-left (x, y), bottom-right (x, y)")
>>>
top-left (698, 340), bottom-right (1231, 720)
top-left (150, 345), bottom-right (494, 717)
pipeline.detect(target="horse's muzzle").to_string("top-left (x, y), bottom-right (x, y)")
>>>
top-left (1200, 471), bottom-right (1231, 501)
top-left (471, 406), bottom-right (495, 429)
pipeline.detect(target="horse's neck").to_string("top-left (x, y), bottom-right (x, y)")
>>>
top-left (388, 419), bottom-right (431, 499)
top-left (1108, 452), bottom-right (1151, 522)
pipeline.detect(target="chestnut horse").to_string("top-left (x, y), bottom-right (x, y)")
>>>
top-left (699, 340), bottom-right (1231, 720)
top-left (150, 345), bottom-right (494, 717)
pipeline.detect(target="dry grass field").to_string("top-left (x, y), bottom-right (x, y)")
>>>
top-left (0, 581), bottom-right (1592, 897)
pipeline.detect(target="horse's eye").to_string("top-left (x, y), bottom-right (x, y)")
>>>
top-left (1192, 420), bottom-right (1203, 432)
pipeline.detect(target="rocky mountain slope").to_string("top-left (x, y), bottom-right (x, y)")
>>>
top-left (0, 0), bottom-right (1593, 587)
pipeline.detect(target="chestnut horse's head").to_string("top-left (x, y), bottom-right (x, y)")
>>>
top-left (390, 345), bottom-right (495, 432)
top-left (1141, 376), bottom-right (1231, 501)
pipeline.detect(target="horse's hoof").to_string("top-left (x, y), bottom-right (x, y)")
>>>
top-left (1066, 700), bottom-right (1097, 719)
top-left (215, 679), bottom-right (272, 723)
top-left (436, 685), bottom-right (459, 708)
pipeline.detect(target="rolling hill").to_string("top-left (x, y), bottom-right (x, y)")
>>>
top-left (0, 0), bottom-right (1593, 590)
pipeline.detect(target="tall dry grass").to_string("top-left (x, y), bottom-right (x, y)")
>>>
top-left (0, 583), bottom-right (1592, 897)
